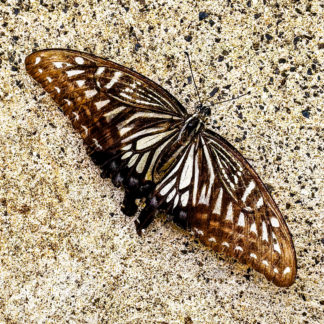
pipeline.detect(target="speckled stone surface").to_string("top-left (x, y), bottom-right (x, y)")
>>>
top-left (0, 1), bottom-right (323, 323)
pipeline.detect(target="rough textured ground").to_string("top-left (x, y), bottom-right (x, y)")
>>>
top-left (0, 1), bottom-right (323, 323)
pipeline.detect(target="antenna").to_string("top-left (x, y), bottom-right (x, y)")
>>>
top-left (214, 91), bottom-right (251, 105)
top-left (184, 52), bottom-right (203, 106)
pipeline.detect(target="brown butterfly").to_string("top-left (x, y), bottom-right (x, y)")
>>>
top-left (25, 49), bottom-right (297, 287)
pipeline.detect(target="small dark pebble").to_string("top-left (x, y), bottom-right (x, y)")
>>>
top-left (199, 12), bottom-right (209, 21)
top-left (294, 36), bottom-right (300, 45)
top-left (209, 87), bottom-right (219, 97)
top-left (265, 33), bottom-right (273, 40)
top-left (184, 35), bottom-right (192, 42)
top-left (301, 109), bottom-right (310, 118)
top-left (279, 58), bottom-right (286, 63)
top-left (295, 8), bottom-right (303, 14)
top-left (134, 43), bottom-right (141, 51)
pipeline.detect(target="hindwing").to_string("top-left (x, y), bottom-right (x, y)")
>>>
top-left (150, 129), bottom-right (296, 287)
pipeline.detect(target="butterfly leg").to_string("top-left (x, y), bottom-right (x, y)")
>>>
top-left (135, 205), bottom-right (157, 236)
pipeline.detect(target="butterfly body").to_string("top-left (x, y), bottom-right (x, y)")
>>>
top-left (25, 49), bottom-right (296, 287)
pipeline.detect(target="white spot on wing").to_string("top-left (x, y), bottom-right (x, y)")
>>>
top-left (235, 246), bottom-right (243, 252)
top-left (250, 253), bottom-right (257, 259)
top-left (35, 57), bottom-right (41, 64)
top-left (173, 194), bottom-right (179, 209)
top-left (201, 138), bottom-right (215, 205)
top-left (38, 68), bottom-right (43, 73)
top-left (198, 185), bottom-right (208, 205)
top-left (256, 196), bottom-right (264, 209)
top-left (72, 112), bottom-right (79, 120)
top-left (274, 268), bottom-right (279, 274)
top-left (75, 56), bottom-right (84, 64)
top-left (270, 217), bottom-right (279, 227)
top-left (136, 152), bottom-right (149, 174)
top-left (242, 180), bottom-right (256, 203)
top-left (121, 151), bottom-right (132, 160)
top-left (128, 154), bottom-right (139, 167)
top-left (213, 188), bottom-right (223, 215)
top-left (167, 188), bottom-right (176, 202)
top-left (181, 191), bottom-right (190, 207)
top-left (208, 237), bottom-right (216, 242)
top-left (85, 89), bottom-right (97, 98)
top-left (53, 62), bottom-right (63, 68)
top-left (55, 87), bottom-right (60, 93)
top-left (95, 67), bottom-right (105, 75)
top-left (136, 130), bottom-right (174, 150)
top-left (193, 153), bottom-right (199, 205)
top-left (160, 178), bottom-right (176, 196)
top-left (283, 267), bottom-right (291, 275)
top-left (262, 260), bottom-right (269, 266)
top-left (122, 127), bottom-right (164, 143)
top-left (64, 99), bottom-right (71, 106)
top-left (122, 144), bottom-right (132, 151)
top-left (46, 76), bottom-right (52, 83)
top-left (222, 242), bottom-right (230, 247)
top-left (119, 127), bottom-right (132, 136)
top-left (273, 242), bottom-right (281, 254)
top-left (105, 71), bottom-right (123, 89)
top-left (53, 61), bottom-right (72, 68)
top-left (76, 80), bottom-right (85, 87)
top-left (179, 144), bottom-right (194, 190)
top-left (104, 106), bottom-right (126, 122)
top-left (250, 222), bottom-right (257, 234)
top-left (262, 221), bottom-right (268, 242)
top-left (66, 70), bottom-right (85, 77)
top-left (81, 125), bottom-right (88, 136)
top-left (225, 202), bottom-right (234, 221)
top-left (237, 212), bottom-right (245, 227)
top-left (193, 228), bottom-right (204, 236)
top-left (272, 233), bottom-right (281, 254)
top-left (95, 99), bottom-right (110, 110)
top-left (93, 138), bottom-right (103, 150)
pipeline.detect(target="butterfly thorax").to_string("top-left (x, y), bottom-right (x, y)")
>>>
top-left (178, 114), bottom-right (204, 145)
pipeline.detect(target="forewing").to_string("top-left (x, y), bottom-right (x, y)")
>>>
top-left (25, 49), bottom-right (186, 187)
top-left (153, 129), bottom-right (296, 287)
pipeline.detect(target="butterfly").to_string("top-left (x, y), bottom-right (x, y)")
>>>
top-left (25, 49), bottom-right (297, 287)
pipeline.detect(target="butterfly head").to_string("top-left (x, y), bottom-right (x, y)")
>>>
top-left (196, 104), bottom-right (211, 118)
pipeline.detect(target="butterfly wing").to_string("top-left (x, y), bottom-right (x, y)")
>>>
top-left (146, 129), bottom-right (296, 287)
top-left (26, 49), bottom-right (296, 287)
top-left (25, 49), bottom-right (186, 205)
